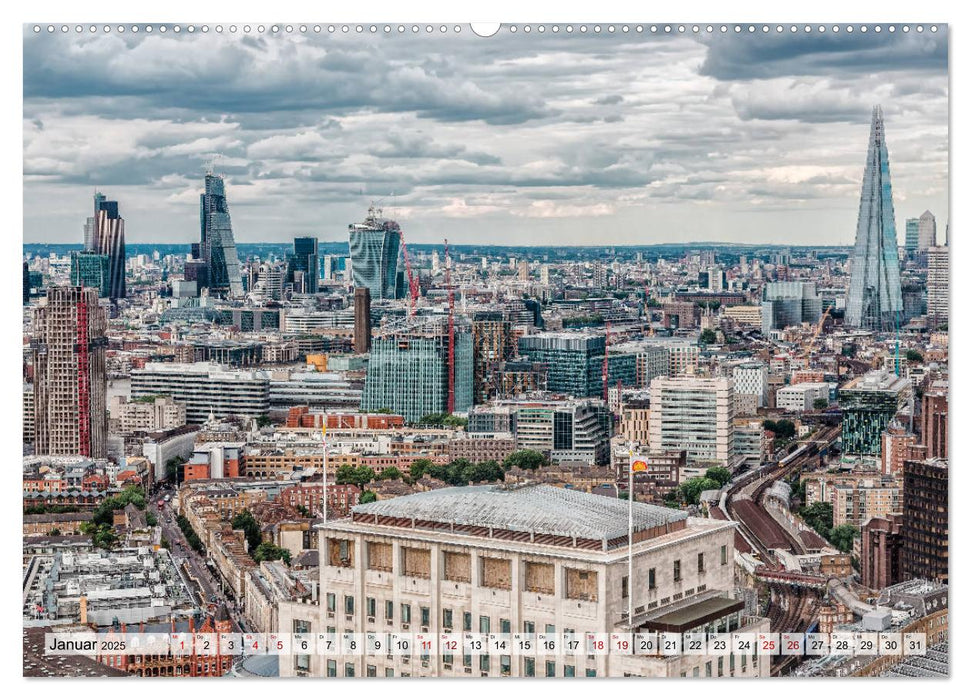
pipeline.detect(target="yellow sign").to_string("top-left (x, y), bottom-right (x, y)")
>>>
top-left (631, 459), bottom-right (648, 472)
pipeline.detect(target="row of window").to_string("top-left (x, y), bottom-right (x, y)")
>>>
top-left (324, 659), bottom-right (597, 678)
top-left (621, 546), bottom-right (729, 598)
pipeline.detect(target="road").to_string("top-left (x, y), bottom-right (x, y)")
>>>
top-left (149, 486), bottom-right (245, 630)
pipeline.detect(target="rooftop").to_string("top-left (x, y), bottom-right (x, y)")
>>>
top-left (349, 483), bottom-right (687, 543)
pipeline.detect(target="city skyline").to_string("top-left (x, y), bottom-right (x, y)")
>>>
top-left (23, 26), bottom-right (948, 247)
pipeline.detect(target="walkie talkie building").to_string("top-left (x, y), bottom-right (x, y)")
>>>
top-left (845, 106), bottom-right (904, 331)
top-left (200, 172), bottom-right (244, 297)
top-left (348, 206), bottom-right (401, 300)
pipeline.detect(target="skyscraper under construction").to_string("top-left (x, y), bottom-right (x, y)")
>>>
top-left (31, 286), bottom-right (108, 458)
top-left (845, 106), bottom-right (903, 331)
top-left (200, 171), bottom-right (244, 297)
top-left (84, 191), bottom-right (126, 301)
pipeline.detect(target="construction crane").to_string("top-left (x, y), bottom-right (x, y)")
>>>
top-left (602, 319), bottom-right (611, 403)
top-left (800, 304), bottom-right (832, 359)
top-left (444, 239), bottom-right (456, 414)
top-left (399, 228), bottom-right (420, 316)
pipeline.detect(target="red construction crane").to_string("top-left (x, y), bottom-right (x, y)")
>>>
top-left (399, 228), bottom-right (419, 316)
top-left (76, 296), bottom-right (91, 457)
top-left (444, 238), bottom-right (455, 414)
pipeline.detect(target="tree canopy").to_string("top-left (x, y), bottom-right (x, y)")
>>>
top-left (502, 449), bottom-right (549, 471)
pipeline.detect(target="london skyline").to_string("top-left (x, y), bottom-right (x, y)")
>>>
top-left (23, 25), bottom-right (948, 246)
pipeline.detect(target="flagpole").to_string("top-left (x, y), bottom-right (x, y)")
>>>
top-left (627, 450), bottom-right (633, 634)
top-left (322, 420), bottom-right (328, 525)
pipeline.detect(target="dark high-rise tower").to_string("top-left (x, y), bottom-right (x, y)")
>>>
top-left (353, 287), bottom-right (372, 354)
top-left (289, 236), bottom-right (319, 294)
top-left (846, 106), bottom-right (903, 330)
top-left (90, 193), bottom-right (126, 301)
top-left (200, 172), bottom-right (243, 297)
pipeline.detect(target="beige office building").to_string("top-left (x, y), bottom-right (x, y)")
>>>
top-left (278, 484), bottom-right (768, 678)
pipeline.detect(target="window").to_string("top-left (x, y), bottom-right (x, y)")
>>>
top-left (480, 655), bottom-right (491, 672)
top-left (443, 551), bottom-right (472, 582)
top-left (367, 541), bottom-right (393, 571)
top-left (524, 561), bottom-right (555, 594)
top-left (293, 619), bottom-right (310, 671)
top-left (463, 612), bottom-right (472, 632)
top-left (524, 657), bottom-right (536, 677)
top-left (586, 668), bottom-right (597, 677)
top-left (622, 575), bottom-right (629, 599)
top-left (524, 621), bottom-right (535, 634)
top-left (443, 652), bottom-right (453, 666)
top-left (500, 618), bottom-right (511, 634)
top-left (500, 655), bottom-right (511, 676)
top-left (366, 597), bottom-right (376, 617)
top-left (546, 661), bottom-right (557, 677)
top-left (385, 600), bottom-right (394, 621)
top-left (545, 624), bottom-right (556, 634)
top-left (344, 595), bottom-right (354, 615)
top-left (385, 668), bottom-right (394, 677)
top-left (698, 552), bottom-right (705, 573)
top-left (326, 660), bottom-right (337, 677)
top-left (565, 568), bottom-right (598, 601)
top-left (479, 615), bottom-right (491, 634)
top-left (463, 653), bottom-right (472, 669)
top-left (366, 665), bottom-right (376, 677)
top-left (401, 603), bottom-right (411, 624)
top-left (648, 568), bottom-right (656, 590)
top-left (345, 663), bottom-right (355, 677)
top-left (443, 608), bottom-right (453, 629)
top-left (564, 665), bottom-right (575, 677)
top-left (673, 560), bottom-right (681, 582)
top-left (421, 606), bottom-right (430, 627)
top-left (721, 545), bottom-right (728, 565)
top-left (326, 593), bottom-right (336, 612)
top-left (480, 556), bottom-right (512, 590)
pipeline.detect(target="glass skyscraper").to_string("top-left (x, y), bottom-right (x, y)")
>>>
top-left (361, 325), bottom-right (473, 422)
top-left (200, 172), bottom-right (244, 297)
top-left (289, 236), bottom-right (319, 294)
top-left (846, 106), bottom-right (903, 331)
top-left (70, 250), bottom-right (111, 298)
top-left (348, 206), bottom-right (401, 300)
top-left (89, 193), bottom-right (126, 301)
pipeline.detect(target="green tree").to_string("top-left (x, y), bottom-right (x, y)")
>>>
top-left (359, 491), bottom-right (377, 504)
top-left (704, 467), bottom-right (732, 488)
top-left (408, 458), bottom-right (435, 481)
top-left (830, 525), bottom-right (859, 553)
top-left (48, 528), bottom-right (61, 536)
top-left (231, 510), bottom-right (263, 552)
top-left (376, 467), bottom-right (403, 481)
top-left (335, 464), bottom-right (356, 485)
top-left (680, 477), bottom-right (720, 505)
top-left (146, 512), bottom-right (158, 527)
top-left (699, 328), bottom-right (717, 345)
top-left (905, 349), bottom-right (924, 363)
top-left (813, 398), bottom-right (830, 410)
top-left (256, 414), bottom-right (274, 428)
top-left (252, 542), bottom-right (292, 565)
top-left (502, 449), bottom-right (549, 471)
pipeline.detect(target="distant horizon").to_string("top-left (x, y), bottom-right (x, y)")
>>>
top-left (22, 240), bottom-right (854, 251)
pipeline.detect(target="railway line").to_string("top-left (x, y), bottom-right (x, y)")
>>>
top-left (720, 425), bottom-right (840, 675)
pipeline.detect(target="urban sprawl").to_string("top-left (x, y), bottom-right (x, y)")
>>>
top-left (22, 106), bottom-right (948, 678)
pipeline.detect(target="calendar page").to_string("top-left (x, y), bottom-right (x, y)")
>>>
top-left (20, 13), bottom-right (949, 685)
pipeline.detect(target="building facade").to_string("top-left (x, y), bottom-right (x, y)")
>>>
top-left (131, 362), bottom-right (269, 424)
top-left (838, 370), bottom-right (909, 456)
top-left (648, 377), bottom-right (735, 468)
top-left (277, 484), bottom-right (768, 678)
top-left (32, 286), bottom-right (108, 458)
top-left (901, 458), bottom-right (948, 584)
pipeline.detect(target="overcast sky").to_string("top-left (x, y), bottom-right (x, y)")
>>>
top-left (23, 25), bottom-right (949, 247)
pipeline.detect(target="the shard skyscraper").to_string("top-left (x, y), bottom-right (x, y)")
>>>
top-left (200, 171), bottom-right (244, 297)
top-left (845, 106), bottom-right (903, 331)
